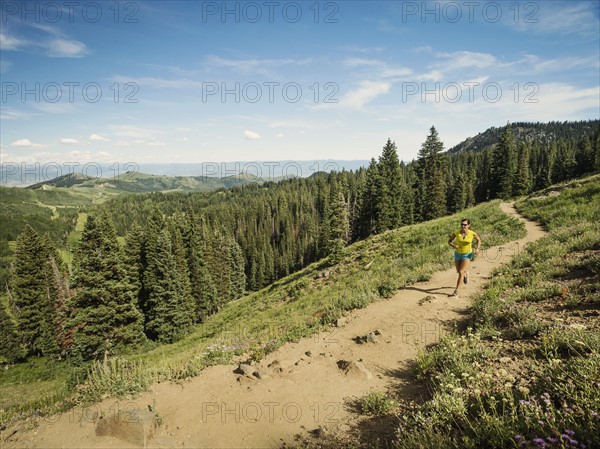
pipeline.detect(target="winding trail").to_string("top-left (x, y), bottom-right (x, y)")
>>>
top-left (3, 203), bottom-right (547, 449)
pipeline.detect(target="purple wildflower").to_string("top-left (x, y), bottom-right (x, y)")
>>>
top-left (514, 435), bottom-right (523, 441)
top-left (532, 438), bottom-right (546, 447)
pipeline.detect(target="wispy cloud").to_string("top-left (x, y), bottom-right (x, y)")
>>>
top-left (510, 2), bottom-right (599, 36)
top-left (46, 38), bottom-right (88, 58)
top-left (1, 24), bottom-right (88, 58)
top-left (89, 133), bottom-right (110, 142)
top-left (243, 130), bottom-right (261, 140)
top-left (318, 80), bottom-right (390, 110)
top-left (342, 58), bottom-right (413, 80)
top-left (60, 138), bottom-right (79, 145)
top-left (204, 55), bottom-right (312, 76)
top-left (10, 138), bottom-right (45, 149)
top-left (0, 32), bottom-right (27, 50)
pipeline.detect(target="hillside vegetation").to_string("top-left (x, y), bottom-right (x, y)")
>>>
top-left (0, 199), bottom-right (525, 426)
top-left (294, 175), bottom-right (600, 449)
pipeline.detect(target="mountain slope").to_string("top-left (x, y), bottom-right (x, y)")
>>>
top-left (447, 119), bottom-right (599, 154)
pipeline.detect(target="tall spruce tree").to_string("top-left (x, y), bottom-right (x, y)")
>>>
top-left (9, 225), bottom-right (60, 356)
top-left (144, 229), bottom-right (193, 343)
top-left (357, 158), bottom-right (379, 237)
top-left (417, 126), bottom-right (447, 220)
top-left (376, 139), bottom-right (403, 230)
top-left (187, 214), bottom-right (217, 321)
top-left (513, 142), bottom-right (532, 196)
top-left (70, 215), bottom-right (146, 360)
top-left (325, 176), bottom-right (350, 260)
top-left (490, 125), bottom-right (517, 198)
top-left (0, 300), bottom-right (24, 363)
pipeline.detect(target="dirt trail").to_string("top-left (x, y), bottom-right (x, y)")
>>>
top-left (3, 203), bottom-right (547, 449)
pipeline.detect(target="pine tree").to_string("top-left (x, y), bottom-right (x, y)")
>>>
top-left (490, 125), bottom-right (517, 198)
top-left (187, 214), bottom-right (217, 321)
top-left (513, 142), bottom-right (532, 196)
top-left (9, 225), bottom-right (60, 356)
top-left (358, 158), bottom-right (379, 238)
top-left (417, 126), bottom-right (447, 220)
top-left (575, 134), bottom-right (594, 176)
top-left (448, 171), bottom-right (467, 213)
top-left (144, 229), bottom-right (193, 343)
top-left (594, 130), bottom-right (600, 171)
top-left (70, 215), bottom-right (146, 360)
top-left (325, 176), bottom-right (350, 261)
top-left (0, 300), bottom-right (24, 363)
top-left (376, 139), bottom-right (403, 230)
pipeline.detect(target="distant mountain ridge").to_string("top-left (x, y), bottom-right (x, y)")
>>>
top-left (447, 120), bottom-right (599, 154)
top-left (26, 171), bottom-right (265, 193)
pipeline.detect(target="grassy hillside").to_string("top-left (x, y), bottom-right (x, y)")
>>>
top-left (0, 199), bottom-right (525, 425)
top-left (297, 174), bottom-right (600, 449)
top-left (27, 171), bottom-right (263, 193)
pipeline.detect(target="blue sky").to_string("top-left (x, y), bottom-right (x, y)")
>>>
top-left (1, 0), bottom-right (599, 169)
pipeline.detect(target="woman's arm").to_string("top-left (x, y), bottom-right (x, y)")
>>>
top-left (448, 233), bottom-right (457, 249)
top-left (473, 232), bottom-right (482, 253)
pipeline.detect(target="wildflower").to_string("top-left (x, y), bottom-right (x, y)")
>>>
top-left (564, 429), bottom-right (575, 436)
top-left (532, 438), bottom-right (546, 447)
top-left (538, 420), bottom-right (545, 426)
top-left (514, 435), bottom-right (523, 441)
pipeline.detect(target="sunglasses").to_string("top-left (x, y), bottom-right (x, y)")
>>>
top-left (461, 223), bottom-right (469, 226)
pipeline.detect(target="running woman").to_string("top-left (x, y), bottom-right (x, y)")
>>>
top-left (448, 219), bottom-right (481, 297)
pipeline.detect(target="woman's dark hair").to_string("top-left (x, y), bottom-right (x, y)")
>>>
top-left (461, 219), bottom-right (471, 224)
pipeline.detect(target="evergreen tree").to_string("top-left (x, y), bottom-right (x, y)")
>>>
top-left (123, 225), bottom-right (147, 314)
top-left (9, 225), bottom-right (60, 356)
top-left (513, 142), bottom-right (532, 196)
top-left (417, 126), bottom-right (447, 220)
top-left (70, 215), bottom-right (146, 360)
top-left (0, 300), bottom-right (25, 363)
top-left (325, 176), bottom-right (350, 260)
top-left (490, 125), bottom-right (517, 199)
top-left (575, 134), bottom-right (594, 176)
top-left (144, 229), bottom-right (193, 343)
top-left (376, 139), bottom-right (403, 230)
top-left (186, 213), bottom-right (217, 322)
top-left (357, 158), bottom-right (379, 238)
top-left (594, 130), bottom-right (600, 172)
top-left (448, 171), bottom-right (467, 213)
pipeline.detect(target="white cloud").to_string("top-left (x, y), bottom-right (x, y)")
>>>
top-left (110, 125), bottom-right (162, 139)
top-left (115, 140), bottom-right (131, 146)
top-left (0, 108), bottom-right (36, 120)
top-left (60, 138), bottom-right (79, 144)
top-left (46, 38), bottom-right (88, 58)
top-left (0, 32), bottom-right (26, 51)
top-left (510, 2), bottom-right (599, 36)
top-left (204, 55), bottom-right (311, 75)
top-left (11, 139), bottom-right (33, 147)
top-left (244, 130), bottom-right (261, 140)
top-left (343, 58), bottom-right (413, 80)
top-left (10, 138), bottom-right (45, 149)
top-left (111, 75), bottom-right (201, 89)
top-left (277, 133), bottom-right (284, 138)
top-left (89, 133), bottom-right (110, 142)
top-left (319, 80), bottom-right (390, 110)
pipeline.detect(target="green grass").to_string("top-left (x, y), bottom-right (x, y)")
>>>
top-left (0, 200), bottom-right (525, 426)
top-left (381, 175), bottom-right (600, 449)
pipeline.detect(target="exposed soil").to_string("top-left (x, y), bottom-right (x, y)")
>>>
top-left (2, 203), bottom-right (548, 448)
